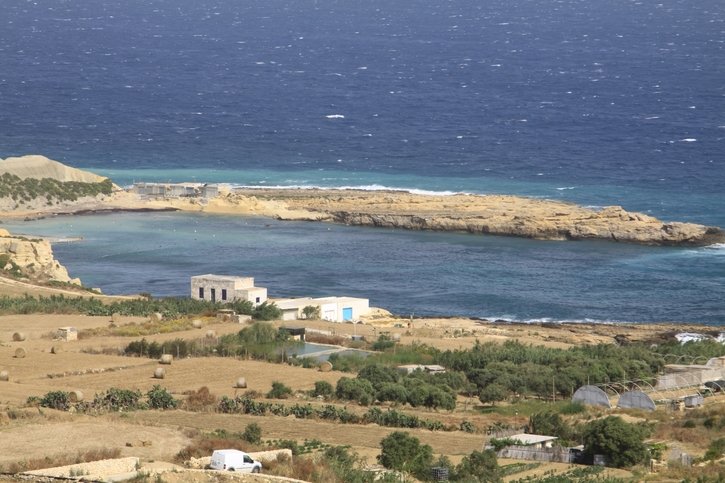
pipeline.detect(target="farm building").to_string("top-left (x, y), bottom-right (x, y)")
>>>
top-left (275, 296), bottom-right (369, 323)
top-left (56, 326), bottom-right (78, 341)
top-left (190, 274), bottom-right (267, 306)
top-left (656, 356), bottom-right (725, 390)
top-left (507, 434), bottom-right (558, 449)
top-left (131, 182), bottom-right (220, 199)
top-left (397, 364), bottom-right (446, 375)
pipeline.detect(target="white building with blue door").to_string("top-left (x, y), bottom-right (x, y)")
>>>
top-left (275, 296), bottom-right (369, 323)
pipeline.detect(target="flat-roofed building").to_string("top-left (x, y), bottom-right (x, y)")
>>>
top-left (190, 274), bottom-right (267, 306)
top-left (274, 296), bottom-right (369, 323)
top-left (507, 434), bottom-right (558, 449)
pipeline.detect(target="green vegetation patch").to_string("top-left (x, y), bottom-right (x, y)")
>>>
top-left (0, 172), bottom-right (112, 203)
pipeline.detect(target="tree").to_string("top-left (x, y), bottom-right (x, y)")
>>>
top-left (528, 411), bottom-right (570, 440)
top-left (455, 449), bottom-right (501, 483)
top-left (302, 305), bottom-right (320, 320)
top-left (336, 377), bottom-right (375, 405)
top-left (582, 416), bottom-right (650, 468)
top-left (378, 431), bottom-right (433, 479)
top-left (357, 364), bottom-right (400, 390)
top-left (376, 383), bottom-right (409, 405)
top-left (479, 383), bottom-right (507, 406)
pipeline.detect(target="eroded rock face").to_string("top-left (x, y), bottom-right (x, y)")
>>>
top-left (0, 232), bottom-right (76, 283)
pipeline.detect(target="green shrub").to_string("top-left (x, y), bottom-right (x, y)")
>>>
top-left (38, 391), bottom-right (71, 411)
top-left (92, 387), bottom-right (144, 412)
top-left (311, 380), bottom-right (334, 398)
top-left (147, 385), bottom-right (177, 410)
top-left (267, 381), bottom-right (293, 399)
top-left (460, 420), bottom-right (476, 433)
top-left (252, 302), bottom-right (282, 321)
top-left (371, 334), bottom-right (396, 351)
top-left (242, 423), bottom-right (262, 444)
top-left (704, 437), bottom-right (725, 461)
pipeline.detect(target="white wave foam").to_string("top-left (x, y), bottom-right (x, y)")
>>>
top-left (703, 243), bottom-right (725, 254)
top-left (230, 184), bottom-right (466, 196)
top-left (325, 114), bottom-right (345, 119)
top-left (478, 316), bottom-right (625, 325)
top-left (675, 332), bottom-right (709, 343)
top-left (679, 138), bottom-right (697, 142)
top-left (556, 186), bottom-right (576, 190)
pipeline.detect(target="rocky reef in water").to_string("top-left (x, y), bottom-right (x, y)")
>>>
top-left (232, 189), bottom-right (724, 247)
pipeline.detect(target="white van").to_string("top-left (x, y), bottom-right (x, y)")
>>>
top-left (210, 449), bottom-right (262, 473)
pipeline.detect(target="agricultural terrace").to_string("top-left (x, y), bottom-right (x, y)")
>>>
top-left (0, 295), bottom-right (724, 482)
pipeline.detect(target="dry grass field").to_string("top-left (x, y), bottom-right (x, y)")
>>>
top-left (2, 311), bottom-right (723, 482)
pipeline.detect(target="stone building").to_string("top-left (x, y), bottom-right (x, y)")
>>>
top-left (190, 274), bottom-right (267, 305)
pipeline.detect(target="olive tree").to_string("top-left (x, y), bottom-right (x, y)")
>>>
top-left (582, 416), bottom-right (650, 468)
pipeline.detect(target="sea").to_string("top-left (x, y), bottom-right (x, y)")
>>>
top-left (1, 0), bottom-right (723, 325)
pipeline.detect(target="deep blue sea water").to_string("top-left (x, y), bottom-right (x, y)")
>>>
top-left (1, 0), bottom-right (724, 324)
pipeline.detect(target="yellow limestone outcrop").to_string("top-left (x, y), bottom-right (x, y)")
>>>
top-left (224, 189), bottom-right (724, 246)
top-left (0, 230), bottom-right (77, 284)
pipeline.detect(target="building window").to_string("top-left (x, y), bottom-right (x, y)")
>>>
top-left (256, 297), bottom-right (261, 303)
top-left (199, 287), bottom-right (204, 299)
top-left (221, 289), bottom-right (227, 301)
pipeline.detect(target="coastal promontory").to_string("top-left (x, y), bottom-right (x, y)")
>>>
top-left (214, 188), bottom-right (724, 246)
top-left (1, 155), bottom-right (723, 247)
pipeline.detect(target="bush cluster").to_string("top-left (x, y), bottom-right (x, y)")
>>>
top-left (378, 432), bottom-right (501, 482)
top-left (216, 395), bottom-right (452, 431)
top-left (333, 364), bottom-right (460, 410)
top-left (0, 173), bottom-right (113, 204)
top-left (0, 295), bottom-right (283, 322)
top-left (32, 387), bottom-right (178, 413)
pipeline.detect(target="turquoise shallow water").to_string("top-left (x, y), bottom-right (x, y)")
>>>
top-left (4, 211), bottom-right (724, 325)
top-left (95, 166), bottom-right (725, 228)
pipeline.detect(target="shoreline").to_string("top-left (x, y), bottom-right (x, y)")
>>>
top-left (1, 186), bottom-right (723, 247)
top-left (0, 157), bottom-right (722, 246)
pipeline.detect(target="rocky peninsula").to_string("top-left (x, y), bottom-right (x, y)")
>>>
top-left (1, 155), bottom-right (723, 247)
top-left (219, 188), bottom-right (725, 246)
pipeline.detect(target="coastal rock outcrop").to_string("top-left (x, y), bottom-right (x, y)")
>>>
top-left (0, 230), bottom-right (77, 284)
top-left (1, 156), bottom-right (721, 247)
top-left (237, 189), bottom-right (725, 247)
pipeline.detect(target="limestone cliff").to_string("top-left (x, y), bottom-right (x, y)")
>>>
top-left (0, 229), bottom-right (78, 284)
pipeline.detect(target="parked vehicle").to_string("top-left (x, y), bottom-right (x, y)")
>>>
top-left (210, 449), bottom-right (262, 473)
top-left (704, 380), bottom-right (725, 392)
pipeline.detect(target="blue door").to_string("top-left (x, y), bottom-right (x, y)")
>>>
top-left (342, 307), bottom-right (353, 321)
